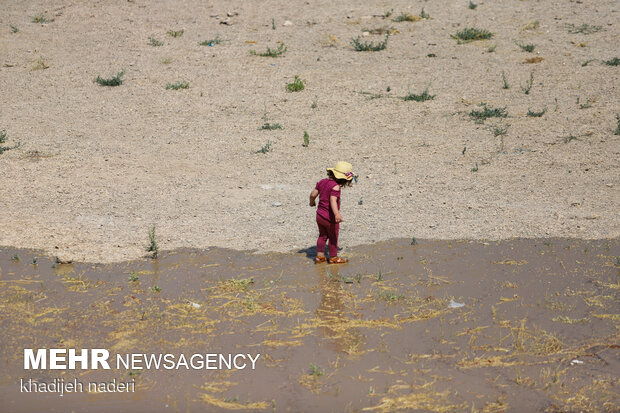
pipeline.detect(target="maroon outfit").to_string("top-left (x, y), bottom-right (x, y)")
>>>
top-left (315, 178), bottom-right (341, 258)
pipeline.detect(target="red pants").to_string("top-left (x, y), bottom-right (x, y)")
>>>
top-left (316, 215), bottom-right (339, 258)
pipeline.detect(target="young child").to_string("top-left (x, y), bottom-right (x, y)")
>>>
top-left (309, 161), bottom-right (357, 264)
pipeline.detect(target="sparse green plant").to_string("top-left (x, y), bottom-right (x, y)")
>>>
top-left (469, 103), bottom-right (508, 122)
top-left (501, 71), bottom-right (510, 89)
top-left (565, 23), bottom-right (602, 34)
top-left (166, 81), bottom-right (189, 90)
top-left (377, 290), bottom-right (405, 302)
top-left (311, 101), bottom-right (317, 109)
top-left (614, 114), bottom-right (620, 135)
top-left (11, 254), bottom-right (19, 262)
top-left (95, 71), bottom-right (124, 87)
top-left (148, 37), bottom-right (163, 46)
top-left (10, 25), bottom-right (19, 33)
top-left (255, 141), bottom-right (273, 154)
top-left (602, 57), bottom-right (619, 66)
top-left (563, 134), bottom-right (578, 144)
top-left (581, 59), bottom-right (595, 67)
top-left (308, 364), bottom-right (324, 376)
top-left (271, 18), bottom-right (276, 30)
top-left (303, 131), bottom-right (310, 147)
top-left (522, 20), bottom-right (540, 31)
top-left (392, 13), bottom-right (421, 23)
top-left (31, 14), bottom-right (51, 23)
top-left (426, 53), bottom-right (436, 58)
top-left (577, 97), bottom-right (592, 109)
top-left (487, 44), bottom-right (497, 52)
top-left (259, 122), bottom-right (282, 131)
top-left (468, 1), bottom-right (478, 9)
top-left (491, 124), bottom-right (510, 136)
top-left (0, 130), bottom-right (20, 155)
top-left (402, 85), bottom-right (435, 102)
top-left (285, 75), bottom-right (305, 92)
top-left (527, 108), bottom-right (547, 117)
top-left (411, 237), bottom-right (417, 245)
top-left (199, 35), bottom-right (225, 46)
top-left (383, 9), bottom-right (393, 18)
top-left (147, 225), bottom-right (158, 258)
top-left (452, 27), bottom-right (493, 43)
top-left (420, 8), bottom-right (430, 19)
top-left (521, 72), bottom-right (534, 94)
top-left (128, 272), bottom-right (140, 282)
top-left (227, 278), bottom-right (254, 290)
top-left (250, 42), bottom-right (287, 57)
top-left (517, 43), bottom-right (535, 52)
top-left (471, 163), bottom-right (479, 172)
top-left (31, 57), bottom-right (49, 71)
top-left (351, 33), bottom-right (389, 51)
top-left (167, 29), bottom-right (184, 38)
top-left (32, 257), bottom-right (38, 265)
top-left (150, 285), bottom-right (162, 293)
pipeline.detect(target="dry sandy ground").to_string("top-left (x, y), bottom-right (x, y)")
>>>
top-left (0, 0), bottom-right (618, 263)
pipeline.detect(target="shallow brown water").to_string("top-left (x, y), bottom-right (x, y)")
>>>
top-left (0, 239), bottom-right (618, 412)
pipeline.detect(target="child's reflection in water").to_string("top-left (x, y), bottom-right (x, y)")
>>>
top-left (315, 265), bottom-right (365, 354)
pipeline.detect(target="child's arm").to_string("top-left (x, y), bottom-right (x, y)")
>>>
top-left (330, 185), bottom-right (343, 223)
top-left (309, 189), bottom-right (319, 206)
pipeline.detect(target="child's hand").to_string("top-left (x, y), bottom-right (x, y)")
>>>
top-left (309, 200), bottom-right (316, 207)
top-left (335, 214), bottom-right (343, 223)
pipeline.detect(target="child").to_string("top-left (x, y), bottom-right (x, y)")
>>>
top-left (309, 161), bottom-right (357, 264)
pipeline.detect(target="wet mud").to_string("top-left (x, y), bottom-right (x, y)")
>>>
top-left (0, 239), bottom-right (618, 412)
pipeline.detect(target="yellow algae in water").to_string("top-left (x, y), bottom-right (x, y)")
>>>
top-left (198, 393), bottom-right (269, 410)
top-left (492, 260), bottom-right (528, 265)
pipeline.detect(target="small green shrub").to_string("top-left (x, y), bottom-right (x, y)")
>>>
top-left (565, 23), bottom-right (602, 34)
top-left (308, 364), bottom-right (324, 376)
top-left (468, 1), bottom-right (478, 9)
top-left (259, 123), bottom-right (282, 131)
top-left (517, 43), bottom-right (535, 52)
top-left (351, 33), bottom-right (389, 51)
top-left (148, 37), bottom-right (164, 46)
top-left (452, 27), bottom-right (493, 42)
top-left (31, 14), bottom-right (50, 23)
top-left (602, 57), bottom-right (619, 66)
top-left (147, 226), bottom-right (158, 258)
top-left (501, 71), bottom-right (510, 89)
top-left (0, 130), bottom-right (19, 155)
top-left (250, 42), bottom-right (287, 57)
top-left (469, 104), bottom-right (508, 122)
top-left (285, 75), bottom-right (305, 92)
top-left (167, 29), bottom-right (184, 38)
top-left (255, 141), bottom-right (273, 154)
top-left (402, 85), bottom-right (435, 102)
top-left (199, 35), bottom-right (225, 46)
top-left (392, 13), bottom-right (422, 22)
top-left (527, 108), bottom-right (547, 117)
top-left (10, 25), bottom-right (19, 33)
top-left (166, 81), bottom-right (189, 90)
top-left (615, 114), bottom-right (620, 135)
top-left (94, 71), bottom-right (124, 87)
top-left (491, 124), bottom-right (510, 136)
top-left (521, 72), bottom-right (534, 94)
top-left (471, 163), bottom-right (479, 172)
top-left (420, 8), bottom-right (430, 19)
top-left (303, 131), bottom-right (310, 147)
top-left (128, 272), bottom-right (140, 282)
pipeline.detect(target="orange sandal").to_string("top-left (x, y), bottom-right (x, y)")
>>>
top-left (315, 256), bottom-right (327, 263)
top-left (328, 257), bottom-right (348, 264)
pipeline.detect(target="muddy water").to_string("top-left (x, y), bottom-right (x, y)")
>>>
top-left (0, 239), bottom-right (618, 412)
